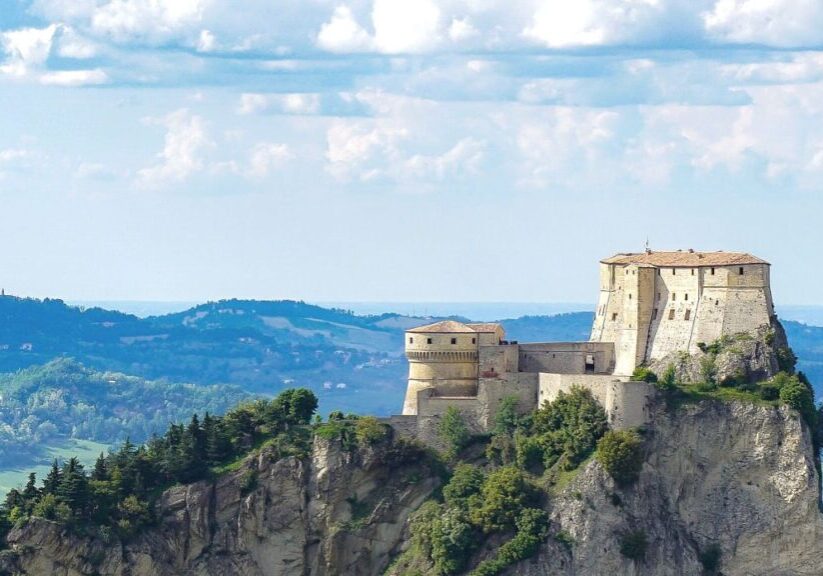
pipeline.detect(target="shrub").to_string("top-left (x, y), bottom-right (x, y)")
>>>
top-left (532, 387), bottom-right (608, 470)
top-left (776, 346), bottom-right (797, 374)
top-left (619, 529), bottom-right (648, 561)
top-left (631, 367), bottom-right (658, 383)
top-left (492, 396), bottom-right (520, 436)
top-left (779, 376), bottom-right (816, 426)
top-left (596, 430), bottom-right (644, 486)
top-left (471, 467), bottom-right (535, 533)
top-left (657, 365), bottom-right (677, 391)
top-left (698, 356), bottom-right (718, 390)
top-left (515, 435), bottom-right (544, 471)
top-left (354, 416), bottom-right (389, 445)
top-left (439, 407), bottom-right (471, 458)
top-left (430, 508), bottom-right (476, 575)
top-left (470, 508), bottom-right (548, 576)
top-left (443, 464), bottom-right (484, 509)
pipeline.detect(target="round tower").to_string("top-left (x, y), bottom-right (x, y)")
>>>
top-left (402, 320), bottom-right (479, 415)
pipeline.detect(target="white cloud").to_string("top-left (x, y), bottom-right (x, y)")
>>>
top-left (40, 69), bottom-right (109, 86)
top-left (0, 25), bottom-right (58, 77)
top-left (196, 29), bottom-right (216, 52)
top-left (91, 0), bottom-right (207, 43)
top-left (448, 17), bottom-right (479, 43)
top-left (0, 149), bottom-right (33, 163)
top-left (56, 26), bottom-right (98, 59)
top-left (318, 0), bottom-right (442, 54)
top-left (703, 0), bottom-right (823, 47)
top-left (403, 137), bottom-right (486, 180)
top-left (237, 93), bottom-right (322, 115)
top-left (524, 1), bottom-right (607, 47)
top-left (317, 6), bottom-right (373, 53)
top-left (326, 120), bottom-right (407, 181)
top-left (372, 0), bottom-right (441, 53)
top-left (138, 109), bottom-right (213, 187)
top-left (247, 143), bottom-right (293, 178)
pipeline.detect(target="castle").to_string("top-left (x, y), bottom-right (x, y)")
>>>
top-left (394, 250), bottom-right (775, 440)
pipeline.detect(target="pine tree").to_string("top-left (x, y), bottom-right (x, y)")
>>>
top-left (58, 458), bottom-right (89, 517)
top-left (92, 452), bottom-right (108, 481)
top-left (22, 472), bottom-right (39, 502)
top-left (42, 459), bottom-right (61, 495)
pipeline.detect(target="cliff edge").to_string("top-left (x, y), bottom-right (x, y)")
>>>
top-left (1, 396), bottom-right (821, 576)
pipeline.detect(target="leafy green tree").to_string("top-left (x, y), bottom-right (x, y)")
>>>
top-left (438, 407), bottom-right (470, 459)
top-left (430, 508), bottom-right (476, 575)
top-left (596, 430), bottom-right (644, 486)
top-left (443, 464), bottom-right (484, 509)
top-left (471, 466), bottom-right (535, 533)
top-left (492, 396), bottom-right (520, 436)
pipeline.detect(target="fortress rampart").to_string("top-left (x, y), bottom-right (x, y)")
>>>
top-left (396, 250), bottom-right (775, 445)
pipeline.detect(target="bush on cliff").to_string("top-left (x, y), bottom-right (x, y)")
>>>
top-left (596, 430), bottom-right (644, 487)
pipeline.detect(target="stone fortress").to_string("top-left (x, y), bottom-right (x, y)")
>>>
top-left (393, 250), bottom-right (776, 440)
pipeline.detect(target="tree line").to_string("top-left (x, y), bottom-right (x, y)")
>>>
top-left (0, 388), bottom-right (318, 545)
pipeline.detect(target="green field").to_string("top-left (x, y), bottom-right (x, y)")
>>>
top-left (0, 438), bottom-right (110, 499)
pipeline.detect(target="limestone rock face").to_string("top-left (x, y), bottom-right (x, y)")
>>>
top-left (3, 398), bottom-right (822, 576)
top-left (519, 400), bottom-right (823, 576)
top-left (2, 436), bottom-right (440, 576)
top-left (649, 321), bottom-right (791, 386)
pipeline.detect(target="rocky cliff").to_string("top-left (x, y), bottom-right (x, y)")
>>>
top-left (2, 399), bottom-right (822, 576)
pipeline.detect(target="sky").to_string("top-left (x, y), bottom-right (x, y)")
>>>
top-left (1, 0), bottom-right (823, 305)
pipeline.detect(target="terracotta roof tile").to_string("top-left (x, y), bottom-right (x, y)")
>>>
top-left (466, 323), bottom-right (503, 333)
top-left (407, 320), bottom-right (476, 334)
top-left (602, 251), bottom-right (768, 267)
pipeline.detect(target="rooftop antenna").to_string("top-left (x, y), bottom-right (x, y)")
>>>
top-left (645, 237), bottom-right (651, 254)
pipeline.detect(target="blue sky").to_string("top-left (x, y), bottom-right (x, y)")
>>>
top-left (1, 0), bottom-right (822, 305)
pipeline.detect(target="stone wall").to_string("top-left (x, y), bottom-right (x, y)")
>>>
top-left (592, 262), bottom-right (774, 376)
top-left (518, 342), bottom-right (614, 374)
top-left (538, 373), bottom-right (652, 429)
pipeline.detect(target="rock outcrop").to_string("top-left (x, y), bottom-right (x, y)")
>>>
top-left (649, 321), bottom-right (793, 386)
top-left (2, 397), bottom-right (822, 576)
top-left (1, 435), bottom-right (440, 576)
top-left (523, 400), bottom-right (823, 576)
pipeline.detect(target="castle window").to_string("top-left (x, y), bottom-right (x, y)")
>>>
top-left (427, 338), bottom-right (432, 344)
top-left (611, 313), bottom-right (618, 321)
top-left (652, 308), bottom-right (658, 320)
top-left (715, 300), bottom-right (719, 306)
top-left (739, 267), bottom-right (744, 275)
top-left (409, 337), bottom-right (414, 344)
top-left (691, 268), bottom-right (695, 276)
top-left (672, 293), bottom-right (676, 301)
top-left (629, 293), bottom-right (632, 300)
top-left (685, 293), bottom-right (689, 301)
top-left (451, 338), bottom-right (457, 345)
top-left (472, 338), bottom-right (476, 344)
top-left (672, 268), bottom-right (676, 275)
top-left (685, 309), bottom-right (691, 320)
top-left (657, 269), bottom-right (661, 276)
top-left (657, 292), bottom-right (661, 301)
top-left (668, 309), bottom-right (675, 320)
top-left (711, 267), bottom-right (716, 275)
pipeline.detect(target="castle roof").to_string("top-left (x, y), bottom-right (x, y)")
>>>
top-left (602, 251), bottom-right (769, 267)
top-left (466, 323), bottom-right (504, 333)
top-left (407, 320), bottom-right (476, 334)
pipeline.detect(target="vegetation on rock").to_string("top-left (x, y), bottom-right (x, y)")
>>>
top-left (0, 388), bottom-right (318, 547)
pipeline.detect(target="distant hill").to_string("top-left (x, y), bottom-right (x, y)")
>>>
top-left (1, 295), bottom-right (821, 413)
top-left (0, 358), bottom-right (248, 467)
